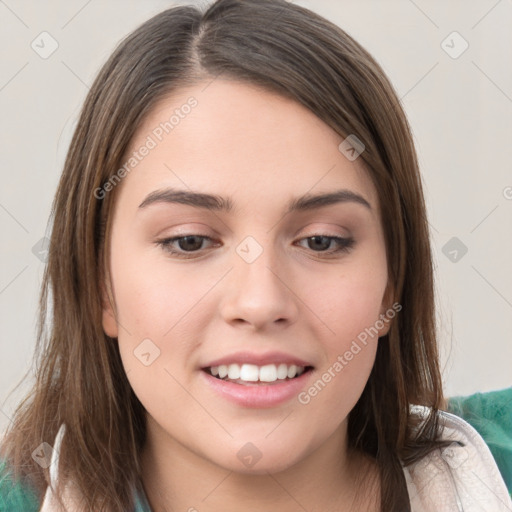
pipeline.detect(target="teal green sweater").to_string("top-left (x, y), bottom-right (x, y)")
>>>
top-left (447, 386), bottom-right (512, 493)
top-left (2, 387), bottom-right (511, 510)
top-left (0, 463), bottom-right (152, 511)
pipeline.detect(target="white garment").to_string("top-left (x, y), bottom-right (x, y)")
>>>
top-left (40, 406), bottom-right (512, 511)
top-left (39, 423), bottom-right (79, 512)
top-left (405, 406), bottom-right (512, 511)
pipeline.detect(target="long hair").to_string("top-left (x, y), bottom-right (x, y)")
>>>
top-left (0, 1), bottom-right (446, 510)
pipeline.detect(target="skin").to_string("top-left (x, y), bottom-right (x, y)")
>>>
top-left (102, 80), bottom-right (392, 511)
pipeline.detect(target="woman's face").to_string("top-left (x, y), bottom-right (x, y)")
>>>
top-left (102, 79), bottom-right (391, 474)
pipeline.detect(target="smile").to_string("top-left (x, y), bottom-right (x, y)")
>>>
top-left (200, 365), bottom-right (315, 408)
top-left (205, 363), bottom-right (310, 384)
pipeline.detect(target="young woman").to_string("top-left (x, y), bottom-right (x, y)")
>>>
top-left (1, 1), bottom-right (510, 511)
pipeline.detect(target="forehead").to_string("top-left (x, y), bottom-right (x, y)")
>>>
top-left (117, 79), bottom-right (379, 215)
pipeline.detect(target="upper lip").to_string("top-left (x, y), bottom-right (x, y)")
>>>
top-left (201, 351), bottom-right (314, 369)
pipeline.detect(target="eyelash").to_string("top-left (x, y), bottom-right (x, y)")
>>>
top-left (155, 234), bottom-right (355, 259)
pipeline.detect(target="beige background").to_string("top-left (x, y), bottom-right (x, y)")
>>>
top-left (1, 0), bottom-right (511, 434)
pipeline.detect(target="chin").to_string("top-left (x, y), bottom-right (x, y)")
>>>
top-left (212, 445), bottom-right (303, 476)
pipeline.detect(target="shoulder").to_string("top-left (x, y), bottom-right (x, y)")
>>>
top-left (447, 386), bottom-right (512, 491)
top-left (403, 405), bottom-right (512, 511)
top-left (0, 459), bottom-right (40, 512)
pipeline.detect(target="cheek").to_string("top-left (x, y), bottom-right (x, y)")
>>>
top-left (299, 287), bottom-right (381, 433)
top-left (110, 243), bottom-right (204, 337)
top-left (303, 258), bottom-right (386, 411)
top-left (110, 257), bottom-right (205, 428)
top-left (299, 342), bottom-right (377, 447)
top-left (109, 244), bottom-right (219, 395)
top-left (108, 245), bottom-right (181, 375)
top-left (317, 259), bottom-right (388, 347)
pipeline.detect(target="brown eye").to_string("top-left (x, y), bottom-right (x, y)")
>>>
top-left (156, 235), bottom-right (216, 258)
top-left (297, 235), bottom-right (355, 254)
top-left (174, 235), bottom-right (205, 251)
top-left (307, 235), bottom-right (333, 251)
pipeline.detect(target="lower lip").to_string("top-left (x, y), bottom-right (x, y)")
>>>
top-left (200, 369), bottom-right (314, 408)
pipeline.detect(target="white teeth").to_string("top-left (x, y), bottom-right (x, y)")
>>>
top-left (287, 365), bottom-right (297, 378)
top-left (227, 363), bottom-right (240, 379)
top-left (259, 364), bottom-right (277, 382)
top-left (276, 363), bottom-right (288, 379)
top-left (208, 363), bottom-right (307, 383)
top-left (239, 364), bottom-right (259, 382)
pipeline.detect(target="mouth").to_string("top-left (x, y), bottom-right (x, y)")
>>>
top-left (202, 363), bottom-right (314, 386)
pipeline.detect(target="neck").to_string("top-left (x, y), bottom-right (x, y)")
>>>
top-left (139, 416), bottom-right (379, 512)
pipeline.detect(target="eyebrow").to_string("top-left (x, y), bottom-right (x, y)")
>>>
top-left (138, 187), bottom-right (371, 214)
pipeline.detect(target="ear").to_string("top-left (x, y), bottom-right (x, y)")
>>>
top-left (376, 280), bottom-right (396, 338)
top-left (100, 278), bottom-right (119, 338)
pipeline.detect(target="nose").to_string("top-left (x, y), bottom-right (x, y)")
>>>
top-left (219, 241), bottom-right (300, 331)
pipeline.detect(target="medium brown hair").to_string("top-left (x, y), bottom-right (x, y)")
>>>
top-left (1, 1), bottom-right (446, 510)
